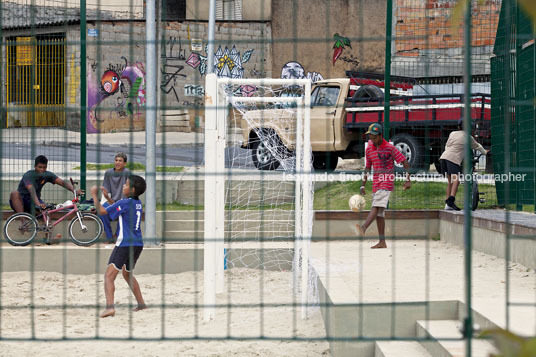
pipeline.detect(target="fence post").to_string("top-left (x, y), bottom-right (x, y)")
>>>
top-left (80, 0), bottom-right (87, 198)
top-left (384, 0), bottom-right (393, 140)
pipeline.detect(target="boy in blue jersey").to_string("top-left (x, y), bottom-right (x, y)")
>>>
top-left (90, 175), bottom-right (147, 318)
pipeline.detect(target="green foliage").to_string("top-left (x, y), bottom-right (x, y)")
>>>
top-left (157, 202), bottom-right (203, 211)
top-left (313, 180), bottom-right (498, 210)
top-left (481, 328), bottom-right (536, 357)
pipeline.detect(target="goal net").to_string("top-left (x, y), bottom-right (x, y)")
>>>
top-left (203, 74), bottom-right (315, 321)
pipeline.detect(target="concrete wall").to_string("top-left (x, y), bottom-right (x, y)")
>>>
top-left (186, 0), bottom-right (271, 20)
top-left (4, 0), bottom-right (144, 18)
top-left (64, 21), bottom-right (271, 133)
top-left (271, 0), bottom-right (387, 81)
top-left (440, 219), bottom-right (536, 270)
top-left (0, 245), bottom-right (204, 274)
top-left (318, 268), bottom-right (460, 357)
top-left (2, 177), bottom-right (178, 205)
top-left (392, 0), bottom-right (500, 77)
top-left (313, 218), bottom-right (439, 241)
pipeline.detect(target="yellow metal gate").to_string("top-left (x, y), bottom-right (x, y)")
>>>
top-left (6, 35), bottom-right (66, 127)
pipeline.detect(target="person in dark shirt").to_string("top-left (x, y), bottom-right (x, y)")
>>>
top-left (9, 155), bottom-right (81, 213)
top-left (99, 152), bottom-right (131, 243)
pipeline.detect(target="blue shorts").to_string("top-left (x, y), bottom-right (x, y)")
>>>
top-left (10, 194), bottom-right (44, 213)
top-left (108, 246), bottom-right (143, 272)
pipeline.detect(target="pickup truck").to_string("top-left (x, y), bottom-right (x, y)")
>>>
top-left (240, 72), bottom-right (491, 171)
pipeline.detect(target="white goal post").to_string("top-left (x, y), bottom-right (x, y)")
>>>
top-left (203, 74), bottom-right (313, 321)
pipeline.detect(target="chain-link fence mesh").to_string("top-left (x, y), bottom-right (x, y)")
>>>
top-left (0, 0), bottom-right (534, 356)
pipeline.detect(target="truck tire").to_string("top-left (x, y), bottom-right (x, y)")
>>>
top-left (250, 135), bottom-right (281, 171)
top-left (391, 133), bottom-right (423, 170)
top-left (312, 152), bottom-right (339, 171)
top-left (352, 85), bottom-right (384, 101)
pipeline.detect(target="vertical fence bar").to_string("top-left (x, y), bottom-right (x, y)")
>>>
top-left (145, 0), bottom-right (157, 244)
top-left (204, 73), bottom-right (218, 321)
top-left (80, 0), bottom-right (87, 197)
top-left (0, 1), bottom-right (3, 340)
top-left (301, 80), bottom-right (312, 319)
top-left (6, 42), bottom-right (9, 128)
top-left (463, 0), bottom-right (473, 355)
top-left (384, 0), bottom-right (393, 141)
top-left (207, 0), bottom-right (216, 74)
top-left (503, 0), bottom-right (512, 331)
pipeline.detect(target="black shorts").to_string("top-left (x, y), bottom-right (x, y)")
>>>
top-left (108, 246), bottom-right (143, 272)
top-left (440, 159), bottom-right (461, 176)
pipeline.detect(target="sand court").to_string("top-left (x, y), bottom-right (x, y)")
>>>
top-left (0, 268), bottom-right (329, 356)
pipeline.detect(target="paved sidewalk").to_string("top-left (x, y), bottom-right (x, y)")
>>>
top-left (1, 128), bottom-right (205, 148)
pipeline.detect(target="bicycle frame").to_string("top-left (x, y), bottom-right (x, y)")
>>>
top-left (35, 178), bottom-right (88, 233)
top-left (36, 203), bottom-right (86, 232)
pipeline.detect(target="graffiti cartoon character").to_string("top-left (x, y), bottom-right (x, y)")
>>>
top-left (281, 62), bottom-right (306, 79)
top-left (281, 61), bottom-right (324, 82)
top-left (101, 70), bottom-right (120, 94)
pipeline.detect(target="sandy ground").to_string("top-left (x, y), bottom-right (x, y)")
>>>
top-left (0, 269), bottom-right (330, 356)
top-left (311, 240), bottom-right (536, 336)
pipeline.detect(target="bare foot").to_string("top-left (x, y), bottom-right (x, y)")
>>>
top-left (371, 241), bottom-right (387, 249)
top-left (355, 224), bottom-right (366, 237)
top-left (133, 304), bottom-right (147, 312)
top-left (100, 308), bottom-right (116, 318)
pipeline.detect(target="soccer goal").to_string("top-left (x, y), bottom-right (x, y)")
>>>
top-left (203, 74), bottom-right (314, 321)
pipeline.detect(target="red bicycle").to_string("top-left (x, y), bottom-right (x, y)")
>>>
top-left (3, 179), bottom-right (103, 246)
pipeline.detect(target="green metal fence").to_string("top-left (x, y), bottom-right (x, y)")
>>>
top-left (0, 0), bottom-right (534, 356)
top-left (492, 0), bottom-right (536, 211)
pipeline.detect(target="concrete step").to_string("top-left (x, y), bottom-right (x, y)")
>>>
top-left (162, 230), bottom-right (294, 241)
top-left (158, 210), bottom-right (295, 221)
top-left (157, 210), bottom-right (298, 242)
top-left (416, 320), bottom-right (498, 357)
top-left (162, 118), bottom-right (190, 126)
top-left (161, 219), bottom-right (296, 231)
top-left (375, 341), bottom-right (431, 357)
top-left (176, 180), bottom-right (296, 206)
top-left (164, 126), bottom-right (192, 133)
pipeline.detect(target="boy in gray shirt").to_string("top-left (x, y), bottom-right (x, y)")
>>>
top-left (100, 152), bottom-right (131, 243)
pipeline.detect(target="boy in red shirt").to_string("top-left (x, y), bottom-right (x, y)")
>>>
top-left (356, 123), bottom-right (411, 248)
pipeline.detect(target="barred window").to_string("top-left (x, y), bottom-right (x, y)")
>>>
top-left (216, 0), bottom-right (242, 20)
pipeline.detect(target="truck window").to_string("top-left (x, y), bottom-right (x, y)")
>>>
top-left (311, 86), bottom-right (340, 107)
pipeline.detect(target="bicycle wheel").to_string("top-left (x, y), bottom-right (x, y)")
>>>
top-left (69, 213), bottom-right (103, 246)
top-left (4, 213), bottom-right (38, 246)
top-left (472, 181), bottom-right (479, 211)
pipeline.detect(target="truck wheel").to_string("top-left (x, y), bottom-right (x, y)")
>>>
top-left (312, 152), bottom-right (339, 171)
top-left (391, 133), bottom-right (423, 170)
top-left (251, 137), bottom-right (281, 171)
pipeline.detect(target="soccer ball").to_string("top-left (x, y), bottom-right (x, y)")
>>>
top-left (349, 194), bottom-right (366, 212)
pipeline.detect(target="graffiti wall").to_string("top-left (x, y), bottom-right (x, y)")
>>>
top-left (81, 22), bottom-right (271, 133)
top-left (86, 57), bottom-right (146, 133)
top-left (281, 61), bottom-right (324, 81)
top-left (272, 0), bottom-right (386, 79)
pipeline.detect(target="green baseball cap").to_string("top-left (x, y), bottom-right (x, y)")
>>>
top-left (365, 123), bottom-right (382, 135)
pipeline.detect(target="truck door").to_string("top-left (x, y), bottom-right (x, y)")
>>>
top-left (310, 85), bottom-right (340, 152)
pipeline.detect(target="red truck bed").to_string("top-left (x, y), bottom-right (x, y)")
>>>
top-left (344, 93), bottom-right (491, 140)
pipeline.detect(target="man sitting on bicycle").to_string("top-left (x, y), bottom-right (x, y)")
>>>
top-left (10, 155), bottom-right (82, 214)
